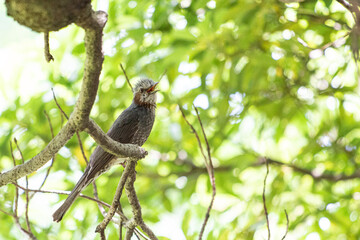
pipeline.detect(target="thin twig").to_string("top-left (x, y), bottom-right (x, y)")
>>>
top-left (157, 70), bottom-right (167, 83)
top-left (179, 106), bottom-right (216, 240)
top-left (60, 112), bottom-right (64, 127)
top-left (193, 106), bottom-right (212, 171)
top-left (297, 32), bottom-right (350, 50)
top-left (134, 232), bottom-right (141, 240)
top-left (44, 110), bottom-right (55, 138)
top-left (0, 208), bottom-right (12, 217)
top-left (51, 88), bottom-right (69, 120)
top-left (281, 209), bottom-right (289, 240)
top-left (10, 141), bottom-right (16, 167)
top-left (44, 32), bottom-right (54, 62)
top-left (93, 181), bottom-right (107, 216)
top-left (10, 141), bottom-right (37, 240)
top-left (77, 132), bottom-right (88, 164)
top-left (193, 106), bottom-right (216, 240)
top-left (319, 32), bottom-right (350, 50)
top-left (179, 107), bottom-right (208, 166)
top-left (14, 185), bottom-right (138, 233)
top-left (120, 64), bottom-right (133, 91)
top-left (13, 183), bottom-right (113, 209)
top-left (14, 138), bottom-right (32, 233)
top-left (9, 141), bottom-right (19, 216)
top-left (262, 158), bottom-right (270, 240)
top-left (52, 88), bottom-right (89, 164)
top-left (254, 157), bottom-right (360, 181)
top-left (92, 182), bottom-right (140, 237)
top-left (35, 110), bottom-right (56, 192)
top-left (336, 0), bottom-right (352, 10)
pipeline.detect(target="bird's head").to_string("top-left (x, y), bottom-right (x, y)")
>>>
top-left (133, 79), bottom-right (159, 108)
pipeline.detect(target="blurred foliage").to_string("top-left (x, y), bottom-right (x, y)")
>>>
top-left (1, 0), bottom-right (360, 239)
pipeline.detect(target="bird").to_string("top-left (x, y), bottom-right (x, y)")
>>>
top-left (52, 78), bottom-right (158, 222)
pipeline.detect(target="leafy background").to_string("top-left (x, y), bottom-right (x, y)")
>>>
top-left (0, 0), bottom-right (359, 239)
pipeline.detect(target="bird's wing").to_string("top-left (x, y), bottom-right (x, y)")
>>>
top-left (107, 106), bottom-right (139, 143)
top-left (86, 107), bottom-right (139, 180)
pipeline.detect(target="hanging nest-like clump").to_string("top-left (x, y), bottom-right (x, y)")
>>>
top-left (5, 0), bottom-right (91, 32)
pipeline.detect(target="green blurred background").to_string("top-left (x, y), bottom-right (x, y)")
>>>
top-left (0, 0), bottom-right (359, 239)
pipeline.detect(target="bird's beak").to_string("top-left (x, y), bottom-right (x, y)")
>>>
top-left (147, 82), bottom-right (159, 93)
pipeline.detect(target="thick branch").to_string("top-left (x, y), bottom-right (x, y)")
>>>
top-left (70, 10), bottom-right (108, 129)
top-left (85, 119), bottom-right (148, 159)
top-left (0, 122), bottom-right (75, 187)
top-left (0, 8), bottom-right (108, 187)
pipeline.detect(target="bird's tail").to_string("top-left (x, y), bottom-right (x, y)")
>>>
top-left (52, 188), bottom-right (81, 222)
top-left (52, 172), bottom-right (91, 222)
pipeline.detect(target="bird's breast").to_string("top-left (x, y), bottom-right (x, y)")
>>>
top-left (132, 106), bottom-right (155, 146)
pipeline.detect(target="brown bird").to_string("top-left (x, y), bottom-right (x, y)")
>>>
top-left (53, 79), bottom-right (158, 222)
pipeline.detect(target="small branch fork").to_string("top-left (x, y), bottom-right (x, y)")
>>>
top-left (179, 105), bottom-right (216, 240)
top-left (95, 159), bottom-right (158, 240)
top-left (0, 4), bottom-right (154, 240)
top-left (5, 131), bottom-right (154, 239)
top-left (3, 141), bottom-right (38, 240)
top-left (12, 183), bottom-right (148, 239)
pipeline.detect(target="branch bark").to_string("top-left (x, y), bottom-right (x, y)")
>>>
top-left (125, 164), bottom-right (158, 240)
top-left (95, 160), bottom-right (134, 234)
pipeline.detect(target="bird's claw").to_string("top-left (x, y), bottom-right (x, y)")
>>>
top-left (139, 147), bottom-right (148, 158)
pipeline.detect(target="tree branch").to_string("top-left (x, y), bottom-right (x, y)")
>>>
top-left (125, 164), bottom-right (158, 240)
top-left (255, 157), bottom-right (360, 181)
top-left (70, 10), bottom-right (108, 128)
top-left (336, 0), bottom-right (352, 12)
top-left (281, 209), bottom-right (289, 240)
top-left (120, 64), bottom-right (133, 92)
top-left (34, 110), bottom-right (56, 193)
top-left (10, 142), bottom-right (37, 240)
top-left (0, 122), bottom-right (75, 187)
top-left (95, 160), bottom-right (134, 234)
top-left (0, 7), bottom-right (147, 188)
top-left (0, 8), bottom-right (107, 187)
top-left (1, 4), bottom-right (156, 240)
top-left (85, 119), bottom-right (148, 159)
top-left (179, 106), bottom-right (216, 240)
top-left (262, 158), bottom-right (270, 240)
